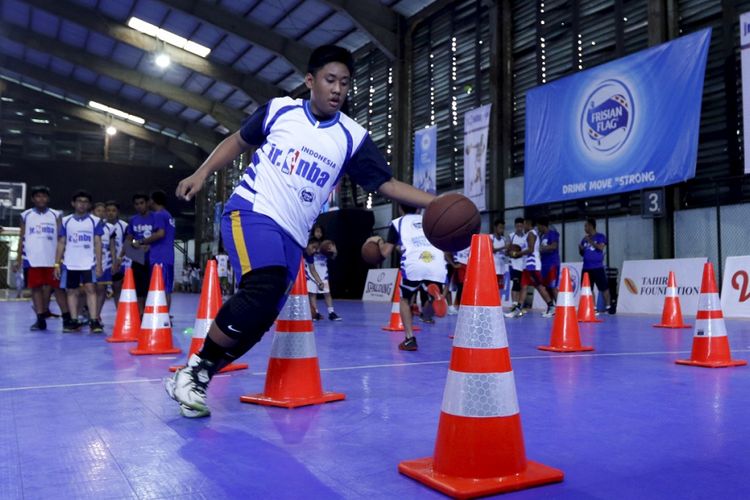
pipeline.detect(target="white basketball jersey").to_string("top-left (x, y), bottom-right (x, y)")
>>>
top-left (490, 233), bottom-right (508, 275)
top-left (21, 208), bottom-right (60, 267)
top-left (227, 97), bottom-right (369, 247)
top-left (216, 254), bottom-right (230, 278)
top-left (525, 228), bottom-right (542, 271)
top-left (100, 222), bottom-right (115, 270)
top-left (509, 232), bottom-right (527, 271)
top-left (110, 219), bottom-right (130, 267)
top-left (61, 214), bottom-right (102, 270)
top-left (453, 247), bottom-right (470, 265)
top-left (392, 214), bottom-right (447, 283)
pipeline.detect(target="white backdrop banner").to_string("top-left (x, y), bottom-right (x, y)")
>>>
top-left (532, 262), bottom-right (584, 310)
top-left (617, 258), bottom-right (706, 315)
top-left (463, 104), bottom-right (491, 210)
top-left (721, 256), bottom-right (750, 318)
top-left (361, 268), bottom-right (399, 302)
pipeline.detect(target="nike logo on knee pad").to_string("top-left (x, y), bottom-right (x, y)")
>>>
top-left (227, 324), bottom-right (240, 333)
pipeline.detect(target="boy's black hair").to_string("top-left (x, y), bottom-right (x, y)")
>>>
top-left (71, 190), bottom-right (92, 202)
top-left (493, 219), bottom-right (505, 227)
top-left (307, 237), bottom-right (321, 246)
top-left (400, 203), bottom-right (418, 214)
top-left (150, 190), bottom-right (168, 206)
top-left (586, 217), bottom-right (597, 229)
top-left (537, 216), bottom-right (550, 227)
top-left (30, 185), bottom-right (50, 197)
top-left (307, 45), bottom-right (354, 77)
top-left (93, 202), bottom-right (106, 209)
top-left (132, 193), bottom-right (148, 203)
top-left (105, 200), bottom-right (120, 209)
top-left (514, 217), bottom-right (524, 225)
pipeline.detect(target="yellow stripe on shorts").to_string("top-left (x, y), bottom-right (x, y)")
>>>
top-left (230, 210), bottom-right (252, 275)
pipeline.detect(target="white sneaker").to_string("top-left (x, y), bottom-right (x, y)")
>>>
top-left (447, 306), bottom-right (458, 316)
top-left (504, 306), bottom-right (521, 318)
top-left (542, 305), bottom-right (556, 318)
top-left (164, 354), bottom-right (214, 415)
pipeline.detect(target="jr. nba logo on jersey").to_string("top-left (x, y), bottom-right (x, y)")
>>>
top-left (580, 79), bottom-right (634, 157)
top-left (281, 149), bottom-right (301, 174)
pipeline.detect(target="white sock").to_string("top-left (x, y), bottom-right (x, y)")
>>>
top-left (327, 306), bottom-right (335, 314)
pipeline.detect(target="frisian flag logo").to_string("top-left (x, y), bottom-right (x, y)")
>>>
top-left (580, 79), bottom-right (635, 157)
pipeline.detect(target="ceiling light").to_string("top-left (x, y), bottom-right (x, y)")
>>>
top-left (34, 108), bottom-right (45, 112)
top-left (31, 118), bottom-right (50, 124)
top-left (127, 16), bottom-right (211, 58)
top-left (168, 164), bottom-right (174, 169)
top-left (155, 53), bottom-right (171, 68)
top-left (0, 97), bottom-right (13, 102)
top-left (106, 126), bottom-right (117, 136)
top-left (88, 101), bottom-right (145, 125)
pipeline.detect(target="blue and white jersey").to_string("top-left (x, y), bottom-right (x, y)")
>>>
top-left (525, 228), bottom-right (542, 271)
top-left (21, 208), bottom-right (61, 267)
top-left (110, 219), bottom-right (130, 267)
top-left (224, 97), bottom-right (392, 247)
top-left (390, 214), bottom-right (447, 284)
top-left (99, 221), bottom-right (115, 270)
top-left (60, 214), bottom-right (104, 271)
top-left (453, 247), bottom-right (471, 265)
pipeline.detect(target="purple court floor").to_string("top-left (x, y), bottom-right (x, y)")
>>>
top-left (1, 294), bottom-right (750, 499)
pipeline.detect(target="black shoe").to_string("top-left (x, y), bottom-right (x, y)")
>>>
top-left (399, 336), bottom-right (418, 351)
top-left (89, 320), bottom-right (104, 333)
top-left (42, 310), bottom-right (60, 319)
top-left (30, 320), bottom-right (47, 331)
top-left (313, 312), bottom-right (323, 321)
top-left (328, 312), bottom-right (342, 321)
top-left (63, 319), bottom-right (81, 332)
top-left (607, 305), bottom-right (616, 315)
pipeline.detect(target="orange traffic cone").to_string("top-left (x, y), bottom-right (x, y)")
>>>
top-left (399, 235), bottom-right (563, 498)
top-left (577, 273), bottom-right (603, 323)
top-left (169, 260), bottom-right (248, 373)
top-left (654, 271), bottom-right (691, 329)
top-left (130, 264), bottom-right (181, 355)
top-left (539, 267), bottom-right (594, 352)
top-left (382, 271), bottom-right (420, 332)
top-left (240, 259), bottom-right (345, 408)
top-left (106, 267), bottom-right (140, 343)
top-left (676, 263), bottom-right (746, 368)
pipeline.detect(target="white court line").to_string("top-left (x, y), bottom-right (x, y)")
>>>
top-left (2, 349), bottom-right (749, 393)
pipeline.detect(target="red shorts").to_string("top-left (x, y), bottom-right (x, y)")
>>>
top-left (454, 264), bottom-right (467, 284)
top-left (25, 267), bottom-right (60, 289)
top-left (521, 269), bottom-right (543, 287)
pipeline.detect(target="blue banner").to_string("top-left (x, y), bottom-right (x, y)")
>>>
top-left (413, 126), bottom-right (437, 195)
top-left (524, 29), bottom-right (710, 206)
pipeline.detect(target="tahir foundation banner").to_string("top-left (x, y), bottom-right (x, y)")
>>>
top-left (463, 104), bottom-right (491, 211)
top-left (524, 29), bottom-right (710, 205)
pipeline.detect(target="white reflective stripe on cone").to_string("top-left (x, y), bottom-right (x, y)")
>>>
top-left (277, 294), bottom-right (312, 321)
top-left (698, 292), bottom-right (721, 312)
top-left (192, 318), bottom-right (211, 339)
top-left (580, 287), bottom-right (592, 297)
top-left (441, 370), bottom-right (520, 418)
top-left (453, 305), bottom-right (508, 349)
top-left (270, 332), bottom-right (317, 359)
top-left (120, 289), bottom-right (137, 302)
top-left (390, 302), bottom-right (400, 313)
top-left (142, 311), bottom-right (171, 329)
top-left (693, 318), bottom-right (727, 338)
top-left (557, 291), bottom-right (575, 307)
top-left (145, 291), bottom-right (167, 307)
top-left (666, 286), bottom-right (678, 298)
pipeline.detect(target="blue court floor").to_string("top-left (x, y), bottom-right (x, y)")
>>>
top-left (1, 294), bottom-right (749, 499)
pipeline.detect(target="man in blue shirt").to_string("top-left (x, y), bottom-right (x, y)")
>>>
top-left (579, 218), bottom-right (613, 314)
top-left (123, 193), bottom-right (155, 315)
top-left (148, 190), bottom-right (176, 310)
top-left (538, 217), bottom-right (560, 304)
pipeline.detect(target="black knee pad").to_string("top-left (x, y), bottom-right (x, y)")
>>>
top-left (214, 266), bottom-right (289, 350)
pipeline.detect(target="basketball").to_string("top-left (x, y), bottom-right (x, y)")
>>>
top-left (422, 193), bottom-right (481, 252)
top-left (320, 239), bottom-right (335, 256)
top-left (361, 240), bottom-right (383, 265)
top-left (508, 243), bottom-right (522, 258)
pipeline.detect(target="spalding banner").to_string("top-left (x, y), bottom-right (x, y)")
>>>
top-left (721, 256), bottom-right (750, 318)
top-left (616, 258), bottom-right (706, 315)
top-left (524, 29), bottom-right (710, 205)
top-left (361, 268), bottom-right (399, 302)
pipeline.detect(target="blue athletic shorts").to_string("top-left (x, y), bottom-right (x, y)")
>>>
top-left (221, 209), bottom-right (303, 287)
top-left (98, 268), bottom-right (113, 284)
top-left (158, 263), bottom-right (174, 294)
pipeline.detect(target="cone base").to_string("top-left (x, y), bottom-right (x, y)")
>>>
top-left (105, 336), bottom-right (138, 343)
top-left (578, 318), bottom-right (603, 324)
top-left (129, 347), bottom-right (182, 355)
top-left (675, 358), bottom-right (747, 368)
top-left (653, 323), bottom-right (691, 329)
top-left (537, 345), bottom-right (594, 352)
top-left (169, 362), bottom-right (249, 373)
top-left (239, 391), bottom-right (345, 409)
top-left (398, 457), bottom-right (564, 499)
top-left (382, 326), bottom-right (421, 332)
